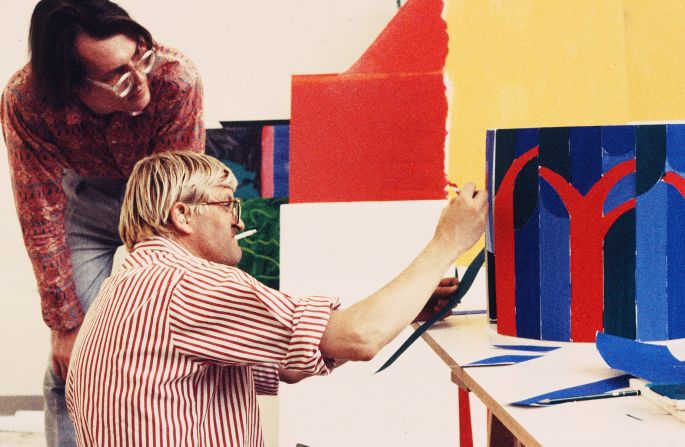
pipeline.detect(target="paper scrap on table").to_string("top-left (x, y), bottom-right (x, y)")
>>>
top-left (596, 332), bottom-right (685, 384)
top-left (511, 374), bottom-right (632, 407)
top-left (463, 354), bottom-right (541, 367)
top-left (493, 344), bottom-right (560, 353)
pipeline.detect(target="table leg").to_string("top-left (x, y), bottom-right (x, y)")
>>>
top-left (458, 386), bottom-right (473, 447)
top-left (487, 410), bottom-right (521, 447)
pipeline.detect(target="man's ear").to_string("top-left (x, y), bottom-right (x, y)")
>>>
top-left (170, 202), bottom-right (193, 234)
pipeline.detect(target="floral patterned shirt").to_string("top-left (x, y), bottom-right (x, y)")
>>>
top-left (0, 45), bottom-right (206, 331)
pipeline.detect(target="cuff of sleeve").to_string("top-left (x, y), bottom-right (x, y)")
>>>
top-left (283, 295), bottom-right (340, 375)
top-left (252, 364), bottom-right (280, 396)
top-left (42, 289), bottom-right (85, 331)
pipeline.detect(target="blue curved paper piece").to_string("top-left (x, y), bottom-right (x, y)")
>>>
top-left (493, 344), bottom-right (559, 352)
top-left (511, 374), bottom-right (631, 406)
top-left (375, 250), bottom-right (484, 374)
top-left (464, 354), bottom-right (541, 367)
top-left (596, 332), bottom-right (685, 384)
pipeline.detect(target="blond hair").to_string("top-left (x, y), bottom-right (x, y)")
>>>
top-left (119, 151), bottom-right (237, 250)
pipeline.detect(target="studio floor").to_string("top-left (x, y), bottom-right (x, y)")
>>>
top-left (0, 410), bottom-right (44, 446)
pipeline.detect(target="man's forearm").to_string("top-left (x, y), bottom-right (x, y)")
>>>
top-left (319, 239), bottom-right (458, 361)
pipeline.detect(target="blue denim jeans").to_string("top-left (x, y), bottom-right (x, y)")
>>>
top-left (43, 171), bottom-right (127, 447)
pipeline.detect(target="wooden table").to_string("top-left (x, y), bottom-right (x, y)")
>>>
top-left (419, 314), bottom-right (685, 446)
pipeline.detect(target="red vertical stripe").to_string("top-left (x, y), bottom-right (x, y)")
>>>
top-left (261, 126), bottom-right (275, 198)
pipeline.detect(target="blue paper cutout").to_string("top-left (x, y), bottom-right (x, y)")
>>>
top-left (515, 207), bottom-right (540, 339)
top-left (273, 124), bottom-right (290, 198)
top-left (603, 210), bottom-right (636, 339)
top-left (511, 374), bottom-right (631, 406)
top-left (570, 126), bottom-right (602, 196)
top-left (596, 332), bottom-right (685, 384)
top-left (464, 354), bottom-right (541, 367)
top-left (666, 126), bottom-right (685, 339)
top-left (493, 344), bottom-right (559, 353)
top-left (601, 125), bottom-right (635, 215)
top-left (539, 180), bottom-right (571, 341)
top-left (636, 183), bottom-right (668, 341)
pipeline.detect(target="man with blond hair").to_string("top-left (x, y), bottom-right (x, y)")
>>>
top-left (65, 151), bottom-right (487, 446)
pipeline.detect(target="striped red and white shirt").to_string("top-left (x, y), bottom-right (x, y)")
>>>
top-left (65, 237), bottom-right (339, 446)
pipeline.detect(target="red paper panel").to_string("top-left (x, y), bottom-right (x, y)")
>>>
top-left (290, 72), bottom-right (446, 203)
top-left (289, 0), bottom-right (448, 203)
top-left (348, 0), bottom-right (447, 74)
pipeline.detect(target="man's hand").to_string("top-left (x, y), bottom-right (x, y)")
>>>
top-left (414, 277), bottom-right (460, 322)
top-left (433, 183), bottom-right (488, 255)
top-left (50, 325), bottom-right (81, 381)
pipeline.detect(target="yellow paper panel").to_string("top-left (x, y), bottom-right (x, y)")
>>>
top-left (624, 0), bottom-right (685, 121)
top-left (445, 0), bottom-right (629, 262)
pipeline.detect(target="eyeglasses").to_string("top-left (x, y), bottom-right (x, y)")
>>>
top-left (194, 199), bottom-right (242, 225)
top-left (86, 48), bottom-right (156, 98)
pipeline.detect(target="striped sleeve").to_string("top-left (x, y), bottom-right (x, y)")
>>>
top-left (167, 267), bottom-right (340, 376)
top-left (251, 364), bottom-right (279, 396)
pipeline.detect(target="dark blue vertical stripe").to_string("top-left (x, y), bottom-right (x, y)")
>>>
top-left (515, 204), bottom-right (540, 339)
top-left (494, 129), bottom-right (517, 194)
top-left (570, 126), bottom-right (602, 196)
top-left (601, 125), bottom-right (636, 339)
top-left (273, 124), bottom-right (290, 198)
top-left (603, 210), bottom-right (636, 339)
top-left (601, 125), bottom-right (635, 214)
top-left (666, 125), bottom-right (685, 338)
top-left (514, 129), bottom-right (540, 339)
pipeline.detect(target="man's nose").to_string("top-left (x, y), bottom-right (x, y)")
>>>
top-left (235, 218), bottom-right (245, 232)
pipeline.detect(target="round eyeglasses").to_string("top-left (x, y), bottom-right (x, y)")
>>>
top-left (86, 48), bottom-right (156, 98)
top-left (194, 199), bottom-right (242, 225)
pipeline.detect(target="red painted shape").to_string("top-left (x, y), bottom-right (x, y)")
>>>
top-left (261, 126), bottom-right (274, 198)
top-left (290, 72), bottom-right (446, 203)
top-left (290, 0), bottom-right (448, 203)
top-left (493, 146), bottom-right (539, 336)
top-left (348, 0), bottom-right (447, 74)
top-left (539, 159), bottom-right (636, 341)
top-left (458, 387), bottom-right (473, 447)
top-left (663, 171), bottom-right (685, 199)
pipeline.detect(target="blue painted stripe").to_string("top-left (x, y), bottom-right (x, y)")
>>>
top-left (636, 183), bottom-right (668, 341)
top-left (667, 188), bottom-right (685, 338)
top-left (666, 125), bottom-right (685, 338)
top-left (514, 128), bottom-right (540, 339)
top-left (570, 126), bottom-right (602, 196)
top-left (636, 126), bottom-right (668, 341)
top-left (539, 180), bottom-right (571, 341)
top-left (601, 126), bottom-right (635, 215)
top-left (601, 126), bottom-right (636, 339)
top-left (515, 203), bottom-right (540, 339)
top-left (273, 124), bottom-right (290, 198)
top-left (515, 128), bottom-right (539, 156)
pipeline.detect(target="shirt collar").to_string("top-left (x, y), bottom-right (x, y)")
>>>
top-left (132, 236), bottom-right (196, 259)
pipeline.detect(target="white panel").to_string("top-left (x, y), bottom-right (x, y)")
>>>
top-left (278, 200), bottom-right (486, 447)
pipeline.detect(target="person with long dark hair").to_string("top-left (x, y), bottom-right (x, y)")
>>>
top-left (1, 1), bottom-right (205, 445)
